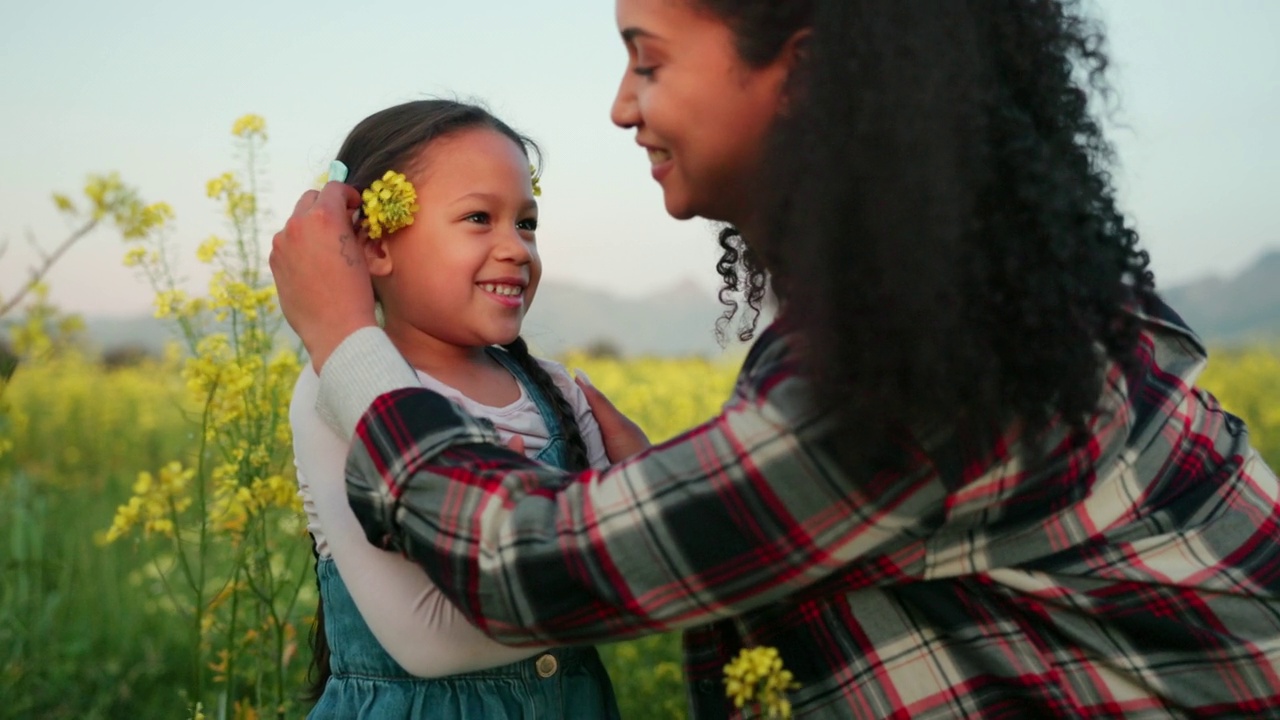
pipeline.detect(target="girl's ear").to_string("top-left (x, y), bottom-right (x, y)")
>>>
top-left (363, 230), bottom-right (393, 278)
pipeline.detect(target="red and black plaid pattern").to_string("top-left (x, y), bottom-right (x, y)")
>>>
top-left (344, 296), bottom-right (1280, 718)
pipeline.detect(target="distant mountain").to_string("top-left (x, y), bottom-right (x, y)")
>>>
top-left (1161, 249), bottom-right (1280, 345)
top-left (521, 279), bottom-right (761, 357)
top-left (77, 279), bottom-right (762, 359)
top-left (75, 251), bottom-right (1276, 360)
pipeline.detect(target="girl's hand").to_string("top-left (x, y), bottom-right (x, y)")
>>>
top-left (575, 373), bottom-right (651, 463)
top-left (269, 182), bottom-right (375, 371)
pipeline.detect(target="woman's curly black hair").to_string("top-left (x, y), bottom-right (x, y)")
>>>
top-left (699, 0), bottom-right (1155, 459)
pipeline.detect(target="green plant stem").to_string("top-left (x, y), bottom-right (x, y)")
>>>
top-left (223, 561), bottom-right (242, 716)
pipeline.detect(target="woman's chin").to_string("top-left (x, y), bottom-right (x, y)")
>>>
top-left (661, 187), bottom-right (700, 221)
top-left (663, 190), bottom-right (732, 225)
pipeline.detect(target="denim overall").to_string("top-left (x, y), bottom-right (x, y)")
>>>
top-left (308, 347), bottom-right (621, 719)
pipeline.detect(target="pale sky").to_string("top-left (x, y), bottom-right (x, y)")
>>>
top-left (2, 0), bottom-right (1277, 317)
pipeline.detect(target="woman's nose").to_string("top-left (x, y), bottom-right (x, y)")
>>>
top-left (610, 72), bottom-right (640, 129)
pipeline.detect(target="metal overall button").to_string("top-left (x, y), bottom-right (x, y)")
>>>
top-left (535, 653), bottom-right (559, 678)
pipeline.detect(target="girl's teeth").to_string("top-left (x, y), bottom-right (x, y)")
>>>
top-left (481, 283), bottom-right (522, 297)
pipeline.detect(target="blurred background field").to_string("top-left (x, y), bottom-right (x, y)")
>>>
top-left (0, 331), bottom-right (738, 718)
top-left (4, 318), bottom-right (1280, 719)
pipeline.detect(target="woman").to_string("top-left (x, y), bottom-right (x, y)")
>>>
top-left (271, 0), bottom-right (1280, 717)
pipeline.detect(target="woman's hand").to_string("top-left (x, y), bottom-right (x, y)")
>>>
top-left (269, 182), bottom-right (376, 372)
top-left (575, 373), bottom-right (651, 463)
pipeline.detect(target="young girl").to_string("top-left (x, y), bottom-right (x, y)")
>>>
top-left (275, 1), bottom-right (1280, 717)
top-left (288, 100), bottom-right (620, 719)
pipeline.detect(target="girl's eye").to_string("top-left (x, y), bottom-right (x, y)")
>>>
top-left (465, 212), bottom-right (490, 224)
top-left (517, 218), bottom-right (538, 232)
top-left (633, 66), bottom-right (656, 78)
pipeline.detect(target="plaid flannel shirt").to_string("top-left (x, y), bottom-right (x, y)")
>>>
top-left (330, 296), bottom-right (1280, 719)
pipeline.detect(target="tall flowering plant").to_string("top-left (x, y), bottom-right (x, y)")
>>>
top-left (0, 173), bottom-right (164, 463)
top-left (102, 115), bottom-right (310, 720)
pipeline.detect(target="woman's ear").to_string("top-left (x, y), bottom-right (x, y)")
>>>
top-left (363, 230), bottom-right (393, 278)
top-left (778, 28), bottom-right (812, 110)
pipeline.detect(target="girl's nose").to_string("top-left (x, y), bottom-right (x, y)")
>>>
top-left (496, 228), bottom-right (533, 264)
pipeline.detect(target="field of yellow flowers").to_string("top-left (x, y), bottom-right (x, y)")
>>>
top-left (6, 338), bottom-right (1279, 720)
top-left (3, 115), bottom-right (1279, 720)
top-left (0, 343), bottom-right (738, 720)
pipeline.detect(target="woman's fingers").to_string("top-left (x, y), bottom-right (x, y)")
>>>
top-left (505, 435), bottom-right (527, 455)
top-left (270, 182), bottom-right (377, 371)
top-left (292, 189), bottom-right (320, 217)
top-left (575, 371), bottom-right (651, 463)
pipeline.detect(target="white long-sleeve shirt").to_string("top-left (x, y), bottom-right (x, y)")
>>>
top-left (290, 356), bottom-right (608, 677)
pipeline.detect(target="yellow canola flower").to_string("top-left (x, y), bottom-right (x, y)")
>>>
top-left (196, 236), bottom-right (225, 263)
top-left (206, 172), bottom-right (238, 199)
top-left (123, 246), bottom-right (148, 268)
top-left (361, 170), bottom-right (419, 240)
top-left (141, 202), bottom-right (174, 229)
top-left (723, 646), bottom-right (800, 719)
top-left (117, 201), bottom-right (174, 240)
top-left (226, 191), bottom-right (256, 222)
top-left (102, 461), bottom-right (196, 543)
top-left (154, 289), bottom-right (189, 319)
top-left (233, 699), bottom-right (260, 720)
top-left (52, 193), bottom-right (75, 212)
top-left (83, 173), bottom-right (128, 219)
top-left (530, 164), bottom-right (542, 197)
top-left (231, 114), bottom-right (267, 140)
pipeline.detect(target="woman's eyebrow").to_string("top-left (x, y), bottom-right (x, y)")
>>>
top-left (620, 27), bottom-right (660, 44)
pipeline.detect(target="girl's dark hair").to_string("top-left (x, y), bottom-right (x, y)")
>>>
top-left (501, 336), bottom-right (592, 472)
top-left (699, 0), bottom-right (1155, 465)
top-left (306, 99), bottom-right (588, 700)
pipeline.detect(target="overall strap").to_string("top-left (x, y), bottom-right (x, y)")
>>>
top-left (485, 346), bottom-right (570, 471)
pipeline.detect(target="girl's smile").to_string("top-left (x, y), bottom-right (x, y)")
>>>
top-left (363, 127), bottom-right (542, 366)
top-left (477, 278), bottom-right (527, 308)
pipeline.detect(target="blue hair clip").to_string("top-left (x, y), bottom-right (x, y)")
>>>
top-left (327, 160), bottom-right (349, 184)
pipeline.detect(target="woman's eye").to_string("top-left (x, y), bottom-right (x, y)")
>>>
top-left (465, 212), bottom-right (490, 224)
top-left (517, 218), bottom-right (538, 232)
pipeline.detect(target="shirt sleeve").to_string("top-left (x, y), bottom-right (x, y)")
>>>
top-left (329, 331), bottom-right (948, 646)
top-left (290, 365), bottom-right (546, 677)
top-left (315, 326), bottom-right (422, 438)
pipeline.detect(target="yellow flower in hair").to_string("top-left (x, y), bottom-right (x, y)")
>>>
top-left (361, 170), bottom-right (420, 239)
top-left (723, 646), bottom-right (801, 719)
top-left (530, 164), bottom-right (542, 197)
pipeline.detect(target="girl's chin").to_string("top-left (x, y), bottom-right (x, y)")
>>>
top-left (485, 327), bottom-right (523, 347)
